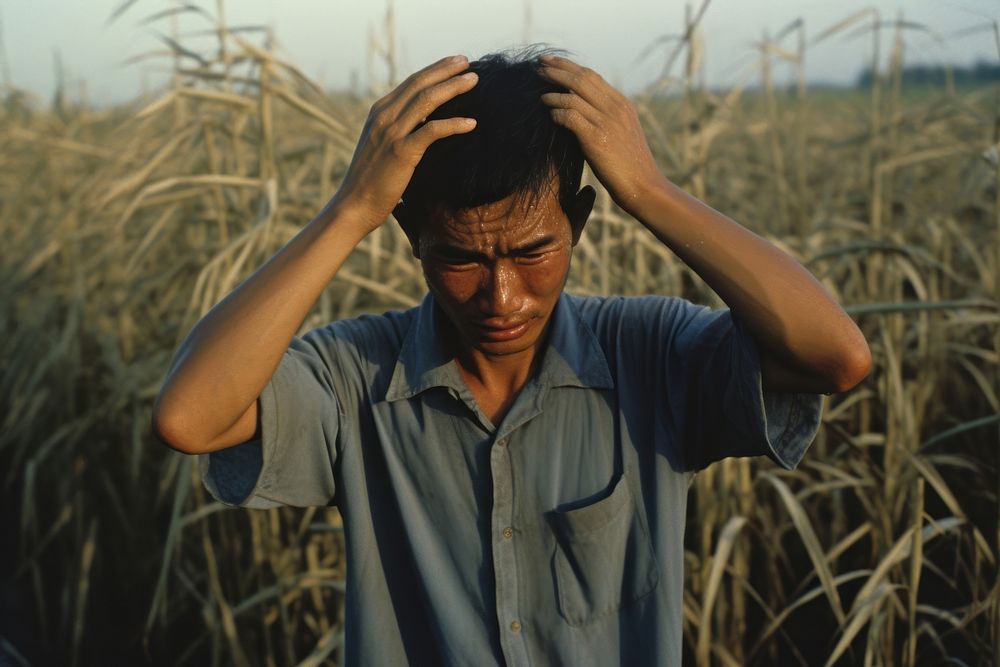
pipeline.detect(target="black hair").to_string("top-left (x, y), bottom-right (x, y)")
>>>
top-left (400, 46), bottom-right (585, 219)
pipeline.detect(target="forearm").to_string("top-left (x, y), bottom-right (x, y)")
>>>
top-left (152, 56), bottom-right (480, 453)
top-left (631, 176), bottom-right (870, 392)
top-left (152, 198), bottom-right (369, 452)
top-left (535, 55), bottom-right (869, 392)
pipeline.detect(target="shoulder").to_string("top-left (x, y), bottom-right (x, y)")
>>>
top-left (296, 305), bottom-right (419, 387)
top-left (564, 293), bottom-right (737, 374)
top-left (566, 293), bottom-right (713, 335)
top-left (307, 306), bottom-right (416, 351)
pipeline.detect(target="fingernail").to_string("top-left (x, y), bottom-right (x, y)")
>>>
top-left (452, 55), bottom-right (468, 63)
top-left (462, 72), bottom-right (478, 80)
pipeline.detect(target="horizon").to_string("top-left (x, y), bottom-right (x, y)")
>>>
top-left (14, 59), bottom-right (999, 113)
top-left (2, 0), bottom-right (997, 106)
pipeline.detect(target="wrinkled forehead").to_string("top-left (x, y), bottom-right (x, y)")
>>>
top-left (420, 190), bottom-right (570, 253)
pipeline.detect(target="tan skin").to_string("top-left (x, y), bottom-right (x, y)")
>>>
top-left (535, 54), bottom-right (871, 397)
top-left (153, 55), bottom-right (482, 454)
top-left (152, 53), bottom-right (871, 454)
top-left (402, 188), bottom-right (594, 425)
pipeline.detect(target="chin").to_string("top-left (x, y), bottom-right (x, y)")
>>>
top-left (467, 319), bottom-right (543, 356)
top-left (474, 338), bottom-right (536, 356)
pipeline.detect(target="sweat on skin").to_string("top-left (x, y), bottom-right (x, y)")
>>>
top-left (151, 49), bottom-right (872, 665)
top-left (400, 186), bottom-right (594, 424)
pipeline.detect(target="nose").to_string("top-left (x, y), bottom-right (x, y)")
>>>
top-left (479, 259), bottom-right (522, 316)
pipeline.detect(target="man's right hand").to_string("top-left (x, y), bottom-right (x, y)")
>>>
top-left (333, 55), bottom-right (479, 233)
top-left (151, 56), bottom-right (479, 455)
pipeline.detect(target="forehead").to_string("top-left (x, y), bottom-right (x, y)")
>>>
top-left (420, 189), bottom-right (569, 251)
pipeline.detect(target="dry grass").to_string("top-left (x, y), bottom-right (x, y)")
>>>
top-left (0, 3), bottom-right (997, 665)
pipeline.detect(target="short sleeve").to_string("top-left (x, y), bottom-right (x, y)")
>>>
top-left (588, 295), bottom-right (824, 472)
top-left (198, 331), bottom-right (342, 509)
top-left (668, 300), bottom-right (823, 471)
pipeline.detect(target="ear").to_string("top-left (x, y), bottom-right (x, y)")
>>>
top-left (566, 185), bottom-right (596, 246)
top-left (392, 202), bottom-right (422, 258)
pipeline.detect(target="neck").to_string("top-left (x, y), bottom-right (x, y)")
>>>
top-left (457, 342), bottom-right (542, 395)
top-left (443, 311), bottom-right (552, 396)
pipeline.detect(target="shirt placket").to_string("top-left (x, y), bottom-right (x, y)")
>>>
top-left (490, 430), bottom-right (531, 667)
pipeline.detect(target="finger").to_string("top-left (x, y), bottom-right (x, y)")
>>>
top-left (373, 55), bottom-right (466, 112)
top-left (547, 107), bottom-right (596, 137)
top-left (540, 91), bottom-right (601, 125)
top-left (538, 60), bottom-right (621, 110)
top-left (538, 54), bottom-right (581, 70)
top-left (537, 63), bottom-right (601, 106)
top-left (539, 54), bottom-right (614, 88)
top-left (398, 117), bottom-right (477, 159)
top-left (382, 54), bottom-right (470, 113)
top-left (396, 71), bottom-right (479, 134)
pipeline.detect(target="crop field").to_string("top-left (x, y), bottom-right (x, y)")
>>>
top-left (0, 6), bottom-right (997, 667)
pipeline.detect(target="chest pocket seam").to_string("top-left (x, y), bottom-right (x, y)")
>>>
top-left (546, 469), bottom-right (660, 627)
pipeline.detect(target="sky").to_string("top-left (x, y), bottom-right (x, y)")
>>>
top-left (2, 0), bottom-right (998, 105)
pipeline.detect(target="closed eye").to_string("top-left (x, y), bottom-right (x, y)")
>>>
top-left (511, 236), bottom-right (558, 263)
top-left (515, 252), bottom-right (547, 264)
top-left (440, 258), bottom-right (480, 270)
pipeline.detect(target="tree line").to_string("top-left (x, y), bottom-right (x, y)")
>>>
top-left (856, 61), bottom-right (1000, 87)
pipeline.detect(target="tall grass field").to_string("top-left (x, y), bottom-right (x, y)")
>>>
top-left (0, 4), bottom-right (997, 665)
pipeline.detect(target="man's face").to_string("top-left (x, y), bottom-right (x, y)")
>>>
top-left (417, 185), bottom-right (590, 359)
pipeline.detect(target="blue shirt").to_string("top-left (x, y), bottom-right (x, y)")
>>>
top-left (200, 292), bottom-right (823, 666)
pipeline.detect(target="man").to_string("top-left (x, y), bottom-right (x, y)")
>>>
top-left (153, 49), bottom-right (871, 665)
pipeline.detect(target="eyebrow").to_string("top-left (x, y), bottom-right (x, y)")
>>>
top-left (433, 235), bottom-right (558, 260)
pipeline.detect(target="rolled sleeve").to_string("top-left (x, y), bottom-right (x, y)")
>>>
top-left (199, 333), bottom-right (342, 509)
top-left (670, 301), bottom-right (823, 471)
top-left (730, 316), bottom-right (823, 470)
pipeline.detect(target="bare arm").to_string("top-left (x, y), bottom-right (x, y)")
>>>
top-left (539, 55), bottom-right (871, 394)
top-left (153, 55), bottom-right (480, 455)
top-left (152, 204), bottom-right (368, 454)
top-left (622, 180), bottom-right (871, 393)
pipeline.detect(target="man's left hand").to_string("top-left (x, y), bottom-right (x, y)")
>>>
top-left (538, 55), bottom-right (664, 217)
top-left (539, 56), bottom-right (871, 396)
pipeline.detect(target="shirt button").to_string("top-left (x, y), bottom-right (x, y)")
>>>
top-left (510, 620), bottom-right (521, 633)
top-left (502, 527), bottom-right (513, 540)
top-left (497, 437), bottom-right (508, 447)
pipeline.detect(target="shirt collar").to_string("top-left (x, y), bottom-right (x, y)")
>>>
top-left (384, 292), bottom-right (614, 402)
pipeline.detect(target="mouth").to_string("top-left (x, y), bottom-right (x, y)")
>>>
top-left (473, 319), bottom-right (531, 342)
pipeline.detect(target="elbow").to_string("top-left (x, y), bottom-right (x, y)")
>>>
top-left (830, 335), bottom-right (873, 394)
top-left (151, 397), bottom-right (203, 456)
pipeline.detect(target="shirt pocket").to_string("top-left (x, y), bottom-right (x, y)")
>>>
top-left (546, 471), bottom-right (660, 627)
